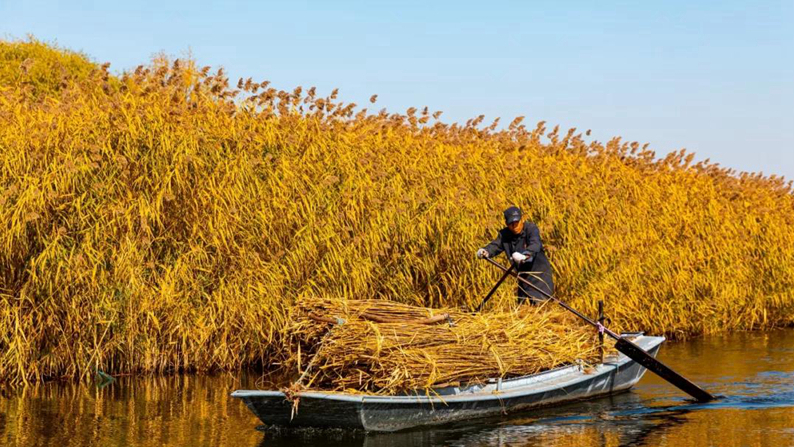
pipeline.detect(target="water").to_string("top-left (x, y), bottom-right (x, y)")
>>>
top-left (2, 329), bottom-right (793, 446)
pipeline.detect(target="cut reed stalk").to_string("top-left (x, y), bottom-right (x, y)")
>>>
top-left (282, 297), bottom-right (602, 394)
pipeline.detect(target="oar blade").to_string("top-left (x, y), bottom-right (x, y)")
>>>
top-left (614, 337), bottom-right (715, 402)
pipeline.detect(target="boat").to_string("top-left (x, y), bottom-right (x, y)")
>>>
top-left (231, 333), bottom-right (664, 432)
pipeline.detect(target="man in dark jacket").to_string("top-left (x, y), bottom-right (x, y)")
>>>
top-left (476, 206), bottom-right (554, 304)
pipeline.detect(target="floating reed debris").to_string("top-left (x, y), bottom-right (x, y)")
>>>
top-left (283, 297), bottom-right (601, 394)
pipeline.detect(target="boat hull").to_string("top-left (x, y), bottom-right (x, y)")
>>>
top-left (232, 335), bottom-right (664, 432)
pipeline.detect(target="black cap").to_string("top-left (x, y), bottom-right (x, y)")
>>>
top-left (503, 206), bottom-right (522, 224)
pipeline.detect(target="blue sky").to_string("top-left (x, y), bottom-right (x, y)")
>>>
top-left (3, 1), bottom-right (793, 180)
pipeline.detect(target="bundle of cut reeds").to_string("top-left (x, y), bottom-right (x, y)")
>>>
top-left (283, 297), bottom-right (602, 394)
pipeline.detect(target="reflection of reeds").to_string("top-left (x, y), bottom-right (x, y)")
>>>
top-left (1, 38), bottom-right (793, 385)
top-left (0, 375), bottom-right (264, 446)
top-left (284, 297), bottom-right (600, 394)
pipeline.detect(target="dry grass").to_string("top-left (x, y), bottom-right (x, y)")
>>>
top-left (283, 297), bottom-right (600, 394)
top-left (1, 38), bottom-right (793, 385)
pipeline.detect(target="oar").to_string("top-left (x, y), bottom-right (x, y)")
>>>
top-left (482, 257), bottom-right (715, 402)
top-left (474, 263), bottom-right (515, 312)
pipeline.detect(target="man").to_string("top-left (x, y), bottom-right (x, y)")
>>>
top-left (476, 206), bottom-right (554, 304)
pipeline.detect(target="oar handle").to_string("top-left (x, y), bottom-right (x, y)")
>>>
top-left (475, 262), bottom-right (515, 312)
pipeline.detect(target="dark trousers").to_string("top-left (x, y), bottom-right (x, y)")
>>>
top-left (516, 270), bottom-right (553, 305)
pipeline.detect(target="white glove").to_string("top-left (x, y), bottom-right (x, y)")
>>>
top-left (511, 252), bottom-right (528, 264)
top-left (476, 248), bottom-right (489, 259)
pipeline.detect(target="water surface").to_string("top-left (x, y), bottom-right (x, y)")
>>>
top-left (2, 329), bottom-right (793, 446)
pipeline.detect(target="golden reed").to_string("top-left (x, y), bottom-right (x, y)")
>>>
top-left (284, 297), bottom-right (601, 394)
top-left (1, 39), bottom-right (792, 384)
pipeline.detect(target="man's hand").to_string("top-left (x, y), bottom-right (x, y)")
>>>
top-left (511, 252), bottom-right (528, 264)
top-left (476, 248), bottom-right (489, 259)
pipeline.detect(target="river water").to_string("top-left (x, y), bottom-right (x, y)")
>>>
top-left (2, 329), bottom-right (792, 446)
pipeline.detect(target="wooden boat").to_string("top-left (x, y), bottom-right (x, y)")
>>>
top-left (231, 333), bottom-right (663, 432)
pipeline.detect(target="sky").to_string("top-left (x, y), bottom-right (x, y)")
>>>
top-left (2, 1), bottom-right (793, 180)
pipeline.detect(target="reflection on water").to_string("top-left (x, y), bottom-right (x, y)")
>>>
top-left (2, 330), bottom-right (793, 446)
top-left (0, 374), bottom-right (264, 447)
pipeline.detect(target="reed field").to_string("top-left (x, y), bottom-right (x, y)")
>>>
top-left (1, 38), bottom-right (793, 384)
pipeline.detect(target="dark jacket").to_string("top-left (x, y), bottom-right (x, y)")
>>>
top-left (482, 221), bottom-right (554, 300)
